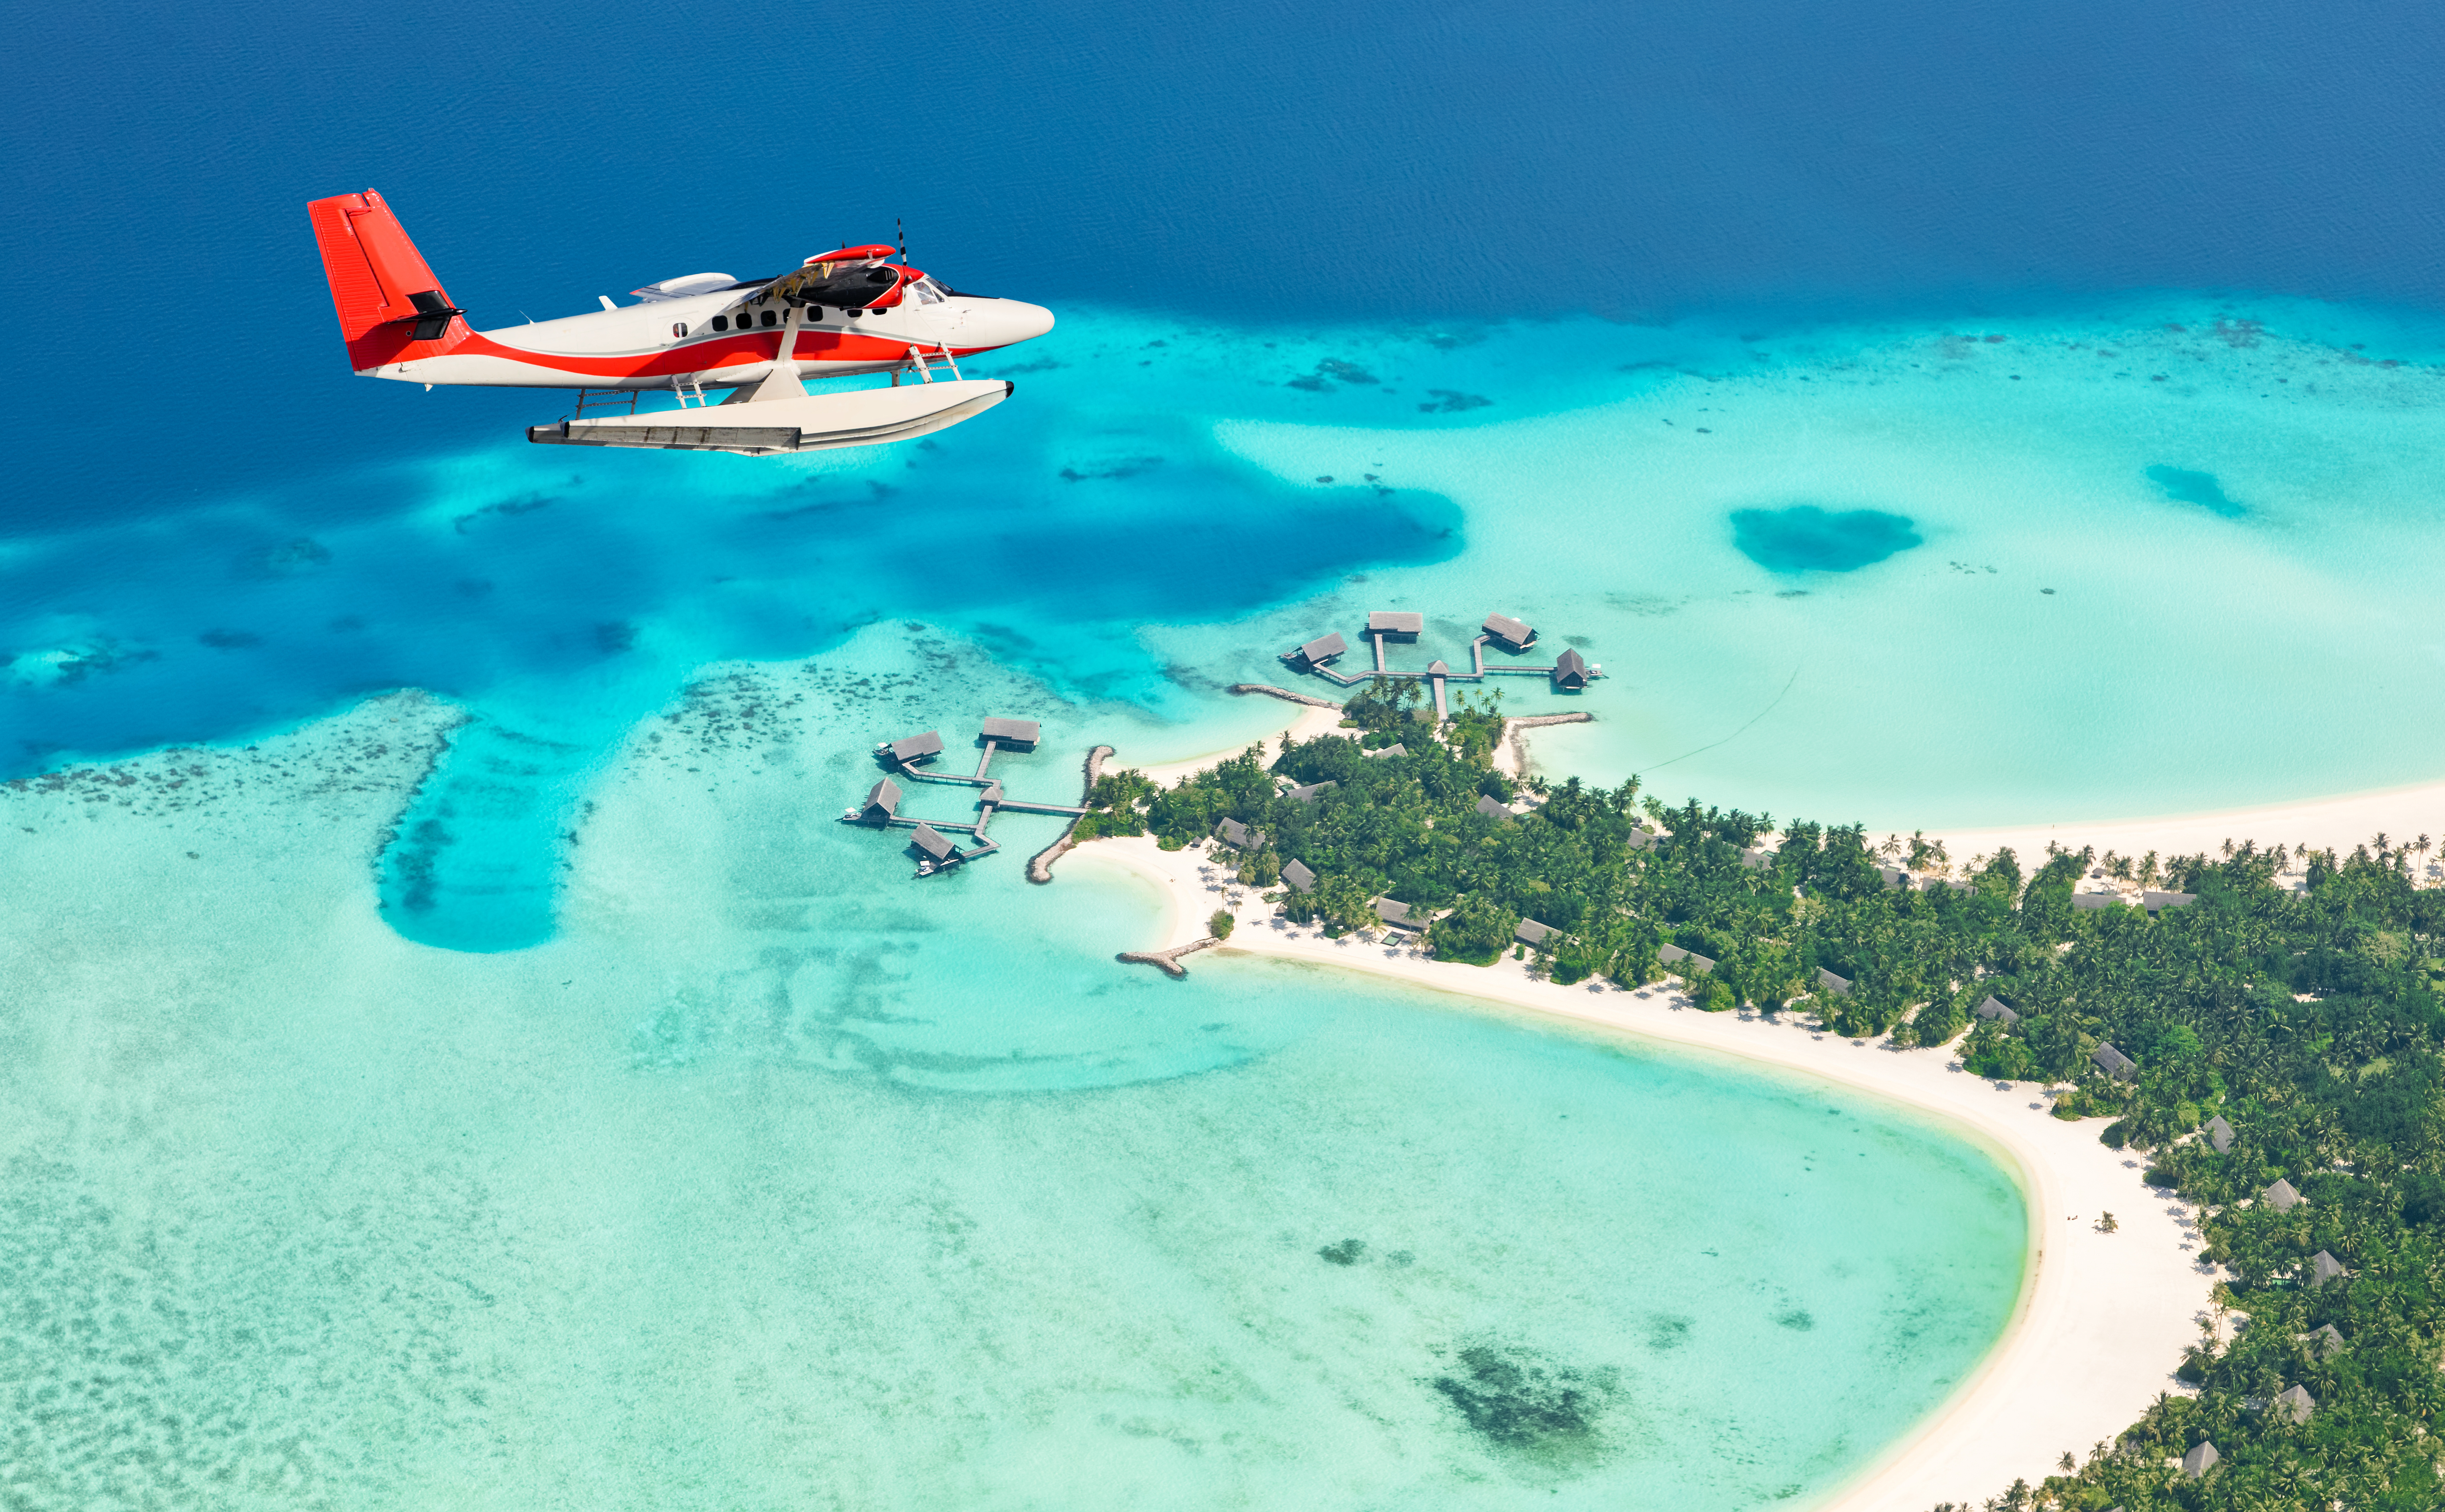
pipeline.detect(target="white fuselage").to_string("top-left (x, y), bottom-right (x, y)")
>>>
top-left (372, 289), bottom-right (1055, 390)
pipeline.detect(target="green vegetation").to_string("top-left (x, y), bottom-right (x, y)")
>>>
top-left (1071, 687), bottom-right (2445, 1508)
top-left (1208, 907), bottom-right (1235, 941)
top-left (1068, 767), bottom-right (1158, 841)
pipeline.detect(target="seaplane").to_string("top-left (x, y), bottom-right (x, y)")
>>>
top-left (307, 189), bottom-right (1053, 455)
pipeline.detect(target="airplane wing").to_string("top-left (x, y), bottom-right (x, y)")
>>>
top-left (758, 244), bottom-right (907, 310)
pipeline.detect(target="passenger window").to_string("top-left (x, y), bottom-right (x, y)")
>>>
top-left (671, 323), bottom-right (686, 338)
top-left (712, 315), bottom-right (729, 332)
top-left (761, 310), bottom-right (778, 327)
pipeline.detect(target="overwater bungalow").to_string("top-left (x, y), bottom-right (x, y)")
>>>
top-left (2207, 1114), bottom-right (2235, 1152)
top-left (980, 717), bottom-right (1040, 749)
top-left (1368, 610), bottom-right (1424, 639)
top-left (2093, 1041), bottom-right (2137, 1079)
top-left (886, 730), bottom-right (945, 765)
top-left (1482, 612), bottom-right (1536, 651)
top-left (1553, 647), bottom-right (1591, 691)
top-left (1292, 631), bottom-right (1348, 669)
top-left (910, 823), bottom-right (958, 863)
top-left (2264, 1177), bottom-right (2303, 1212)
top-left (1975, 994), bottom-right (2020, 1025)
top-left (1281, 858), bottom-right (1317, 893)
top-left (857, 776), bottom-right (902, 824)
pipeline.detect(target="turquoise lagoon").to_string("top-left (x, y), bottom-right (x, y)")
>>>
top-left (1, 681), bottom-right (2024, 1510)
top-left (9, 294), bottom-right (2444, 1505)
top-left (12, 298), bottom-right (2445, 947)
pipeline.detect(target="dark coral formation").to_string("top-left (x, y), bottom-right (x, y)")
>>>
top-left (1428, 1341), bottom-right (1619, 1460)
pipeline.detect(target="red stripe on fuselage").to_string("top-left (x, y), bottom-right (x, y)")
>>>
top-left (439, 327), bottom-right (993, 380)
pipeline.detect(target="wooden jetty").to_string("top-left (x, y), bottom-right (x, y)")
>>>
top-left (1281, 609), bottom-right (1600, 701)
top-left (846, 717), bottom-right (1091, 873)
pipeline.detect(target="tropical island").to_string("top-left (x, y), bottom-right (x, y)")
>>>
top-left (1066, 677), bottom-right (2445, 1510)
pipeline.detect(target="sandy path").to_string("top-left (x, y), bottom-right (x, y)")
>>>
top-left (1064, 830), bottom-right (2220, 1512)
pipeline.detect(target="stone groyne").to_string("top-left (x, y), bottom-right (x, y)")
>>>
top-left (1116, 936), bottom-right (1221, 978)
top-left (1228, 683), bottom-right (1344, 710)
top-left (1500, 711), bottom-right (1593, 774)
top-left (1025, 744), bottom-right (1115, 883)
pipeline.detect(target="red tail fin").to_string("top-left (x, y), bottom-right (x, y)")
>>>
top-left (307, 189), bottom-right (466, 370)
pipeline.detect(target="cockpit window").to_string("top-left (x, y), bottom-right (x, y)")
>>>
top-left (909, 275), bottom-right (948, 306)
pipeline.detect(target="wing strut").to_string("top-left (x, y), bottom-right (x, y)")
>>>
top-left (722, 305), bottom-right (811, 405)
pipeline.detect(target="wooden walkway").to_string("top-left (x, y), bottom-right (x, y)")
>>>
top-left (1298, 631), bottom-right (1585, 687)
top-left (848, 734), bottom-right (1090, 870)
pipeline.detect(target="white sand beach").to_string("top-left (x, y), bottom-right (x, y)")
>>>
top-left (1132, 700), bottom-right (1346, 787)
top-left (1927, 776), bottom-right (2445, 882)
top-left (1069, 827), bottom-right (2224, 1512)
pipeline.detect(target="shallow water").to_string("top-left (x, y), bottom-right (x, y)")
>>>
top-left (0, 695), bottom-right (2024, 1510)
top-left (16, 296), bottom-right (2445, 946)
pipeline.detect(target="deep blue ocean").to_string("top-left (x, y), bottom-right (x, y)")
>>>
top-left (9, 0), bottom-right (2445, 532)
top-left (13, 0), bottom-right (2445, 947)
